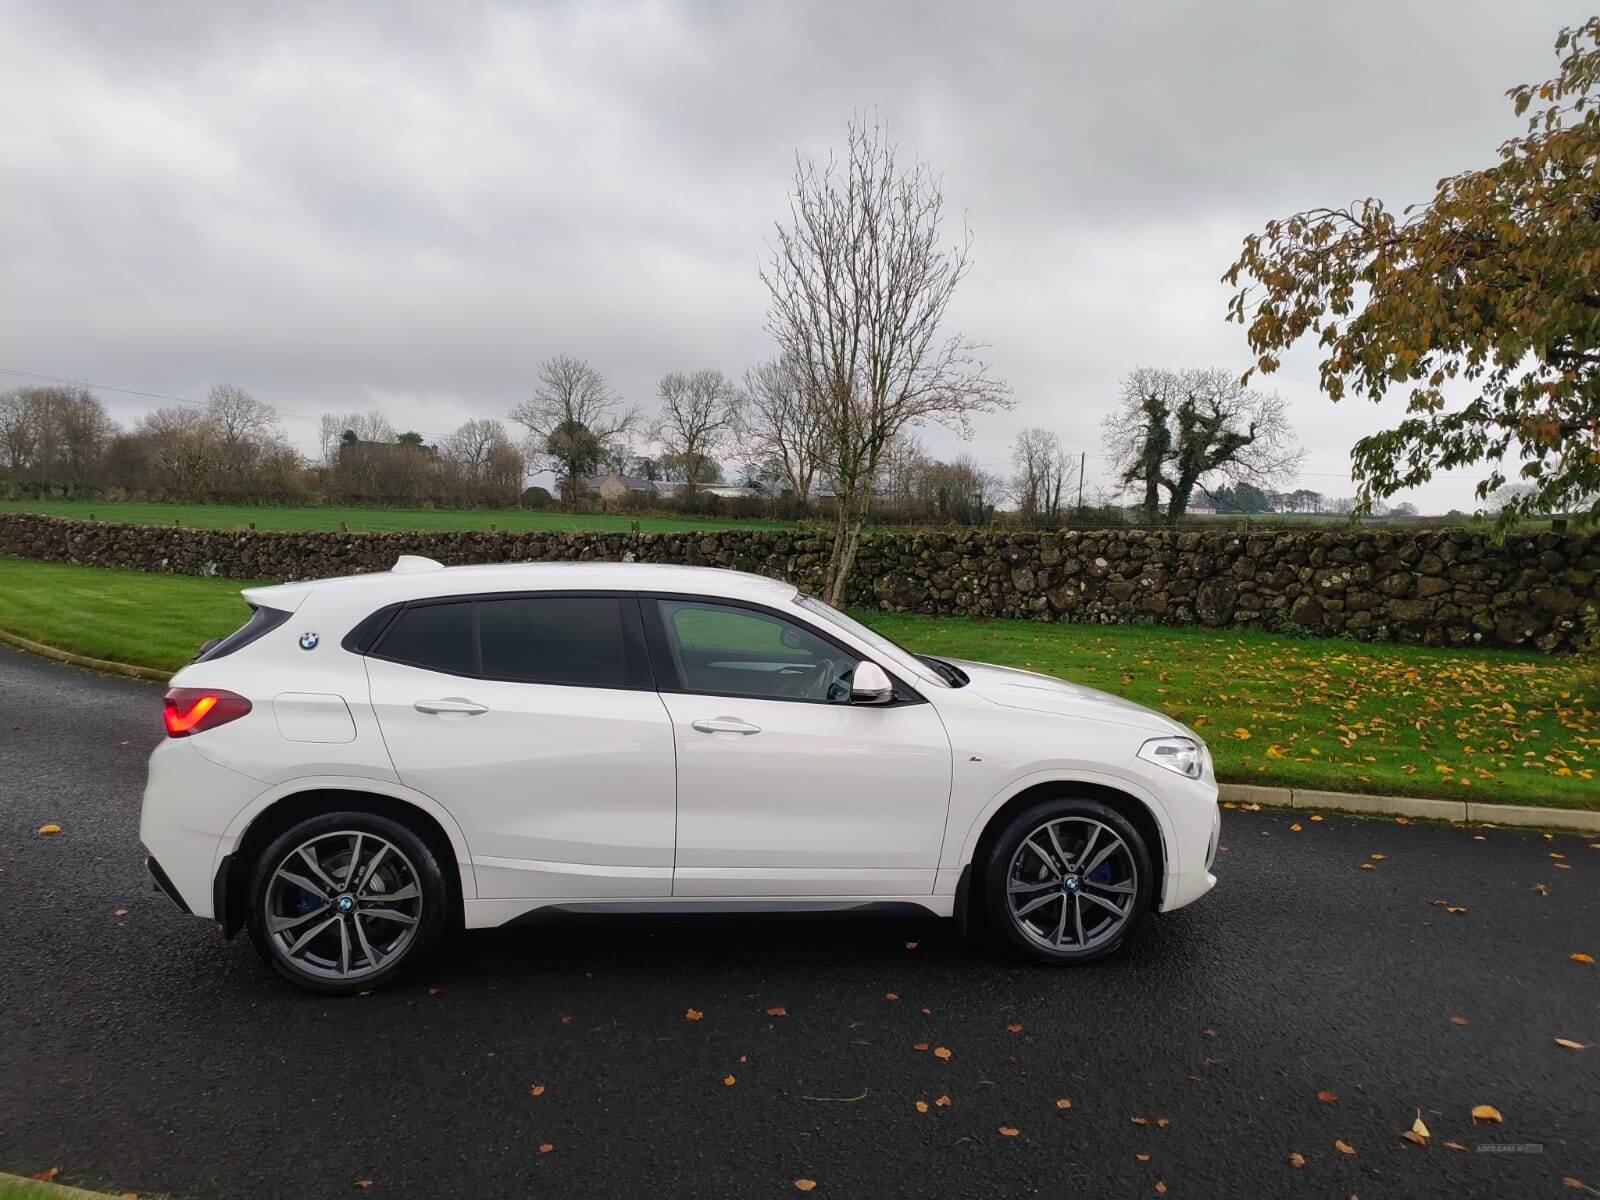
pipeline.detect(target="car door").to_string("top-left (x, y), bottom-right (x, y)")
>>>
top-left (643, 595), bottom-right (953, 898)
top-left (365, 592), bottom-right (676, 899)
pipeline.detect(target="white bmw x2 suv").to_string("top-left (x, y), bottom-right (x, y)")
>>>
top-left (141, 557), bottom-right (1219, 993)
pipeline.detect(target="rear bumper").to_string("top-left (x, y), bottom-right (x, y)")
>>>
top-left (145, 854), bottom-right (192, 914)
top-left (140, 739), bottom-right (260, 920)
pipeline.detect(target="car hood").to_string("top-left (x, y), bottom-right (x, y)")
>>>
top-left (945, 658), bottom-right (1191, 736)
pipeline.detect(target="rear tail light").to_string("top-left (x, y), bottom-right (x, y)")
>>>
top-left (163, 688), bottom-right (252, 737)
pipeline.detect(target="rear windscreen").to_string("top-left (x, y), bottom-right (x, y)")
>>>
top-left (195, 605), bottom-right (290, 662)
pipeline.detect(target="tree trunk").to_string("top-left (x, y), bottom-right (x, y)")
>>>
top-left (823, 488), bottom-right (868, 606)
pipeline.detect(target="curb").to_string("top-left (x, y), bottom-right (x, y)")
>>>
top-left (1217, 782), bottom-right (1600, 834)
top-left (0, 628), bottom-right (173, 683)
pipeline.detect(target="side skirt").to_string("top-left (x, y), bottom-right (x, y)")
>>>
top-left (474, 896), bottom-right (952, 929)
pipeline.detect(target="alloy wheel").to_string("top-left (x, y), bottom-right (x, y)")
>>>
top-left (264, 831), bottom-right (424, 982)
top-left (1005, 816), bottom-right (1138, 952)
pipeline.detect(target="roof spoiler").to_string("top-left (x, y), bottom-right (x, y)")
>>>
top-left (392, 555), bottom-right (444, 573)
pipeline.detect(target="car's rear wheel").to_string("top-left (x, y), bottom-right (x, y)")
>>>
top-left (246, 811), bottom-right (448, 993)
top-left (983, 797), bottom-right (1153, 965)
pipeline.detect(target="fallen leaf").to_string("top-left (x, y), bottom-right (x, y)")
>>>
top-left (1155, 1184), bottom-right (1167, 1197)
top-left (1571, 953), bottom-right (1595, 964)
top-left (1287, 1152), bottom-right (1306, 1168)
top-left (1290, 823), bottom-right (1303, 832)
top-left (766, 1007), bottom-right (788, 1017)
top-left (113, 908), bottom-right (128, 917)
top-left (1136, 1153), bottom-right (1150, 1162)
top-left (559, 1015), bottom-right (572, 1024)
top-left (32, 1168), bottom-right (59, 1182)
top-left (686, 1008), bottom-right (704, 1020)
top-left (1447, 906), bottom-right (1467, 914)
top-left (884, 992), bottom-right (899, 1001)
top-left (1395, 816), bottom-right (1410, 825)
top-left (1563, 1178), bottom-right (1594, 1193)
top-left (1360, 863), bottom-right (1375, 871)
top-left (427, 986), bottom-right (442, 996)
top-left (538, 1143), bottom-right (554, 1155)
top-left (355, 1183), bottom-right (373, 1192)
top-left (933, 1047), bottom-right (952, 1060)
top-left (1534, 884), bottom-right (1549, 895)
top-left (794, 1182), bottom-right (816, 1193)
top-left (530, 1084), bottom-right (545, 1096)
top-left (1156, 1117), bottom-right (1170, 1128)
top-left (1471, 1104), bottom-right (1503, 1123)
top-left (1555, 1037), bottom-right (1588, 1050)
top-left (1317, 1090), bottom-right (1339, 1104)
top-left (1400, 1130), bottom-right (1427, 1147)
top-left (1234, 727), bottom-right (1252, 740)
top-left (37, 824), bottom-right (60, 836)
top-left (912, 1042), bottom-right (929, 1052)
top-left (935, 1095), bottom-right (951, 1107)
top-left (1132, 1116), bottom-right (1150, 1126)
top-left (998, 1126), bottom-right (1020, 1138)
top-left (1335, 1139), bottom-right (1356, 1156)
top-left (905, 941), bottom-right (919, 950)
top-left (1450, 1016), bottom-right (1470, 1026)
top-left (915, 1100), bottom-right (929, 1113)
top-left (1006, 1023), bottom-right (1023, 1033)
top-left (723, 1074), bottom-right (736, 1086)
top-left (1056, 1098), bottom-right (1072, 1110)
top-left (1445, 1141), bottom-right (1469, 1152)
top-left (1310, 815), bottom-right (1323, 822)
top-left (1370, 853), bottom-right (1386, 861)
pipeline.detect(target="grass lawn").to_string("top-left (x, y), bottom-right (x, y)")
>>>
top-left (1, 556), bottom-right (1594, 808)
top-left (0, 1173), bottom-right (157, 1200)
top-left (0, 498), bottom-right (794, 535)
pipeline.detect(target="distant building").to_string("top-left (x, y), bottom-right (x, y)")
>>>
top-left (580, 471), bottom-right (659, 502)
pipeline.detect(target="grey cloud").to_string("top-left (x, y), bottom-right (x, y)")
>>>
top-left (1, 0), bottom-right (1589, 505)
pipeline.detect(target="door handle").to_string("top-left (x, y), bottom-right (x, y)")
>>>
top-left (414, 698), bottom-right (489, 716)
top-left (692, 716), bottom-right (762, 735)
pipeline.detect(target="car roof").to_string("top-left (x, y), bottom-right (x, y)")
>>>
top-left (241, 559), bottom-right (801, 613)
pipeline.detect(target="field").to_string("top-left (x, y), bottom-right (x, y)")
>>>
top-left (0, 499), bottom-right (793, 534)
top-left (2, 556), bottom-right (1594, 808)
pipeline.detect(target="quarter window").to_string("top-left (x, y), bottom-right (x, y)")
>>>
top-left (653, 599), bottom-right (860, 703)
top-left (373, 601), bottom-right (476, 676)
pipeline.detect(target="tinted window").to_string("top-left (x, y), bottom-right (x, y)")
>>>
top-left (478, 596), bottom-right (628, 688)
top-left (655, 599), bottom-right (859, 703)
top-left (194, 604), bottom-right (290, 663)
top-left (374, 602), bottom-right (476, 676)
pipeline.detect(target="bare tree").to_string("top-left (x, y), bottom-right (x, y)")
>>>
top-left (1009, 427), bottom-right (1077, 527)
top-left (318, 410), bottom-right (396, 466)
top-left (206, 383), bottom-right (287, 480)
top-left (738, 355), bottom-right (827, 501)
top-left (0, 385), bottom-right (115, 490)
top-left (1102, 368), bottom-right (1303, 525)
top-left (441, 418), bottom-right (524, 505)
top-left (509, 355), bottom-right (638, 507)
top-left (762, 115), bottom-right (1012, 603)
top-left (138, 405), bottom-right (220, 496)
top-left (652, 369), bottom-right (739, 489)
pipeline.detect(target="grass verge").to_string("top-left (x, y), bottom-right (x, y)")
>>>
top-left (1, 556), bottom-right (1594, 808)
top-left (0, 499), bottom-right (792, 535)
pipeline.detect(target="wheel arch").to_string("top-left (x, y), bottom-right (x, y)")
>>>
top-left (214, 782), bottom-right (474, 938)
top-left (954, 776), bottom-right (1169, 930)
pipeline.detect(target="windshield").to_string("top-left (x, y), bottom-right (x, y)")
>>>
top-left (794, 594), bottom-right (948, 688)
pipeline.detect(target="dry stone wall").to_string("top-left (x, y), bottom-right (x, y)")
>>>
top-left (3, 512), bottom-right (1596, 653)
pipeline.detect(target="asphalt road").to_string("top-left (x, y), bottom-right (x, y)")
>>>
top-left (0, 643), bottom-right (1596, 1200)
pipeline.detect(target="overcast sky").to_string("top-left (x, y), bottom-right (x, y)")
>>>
top-left (0, 0), bottom-right (1588, 510)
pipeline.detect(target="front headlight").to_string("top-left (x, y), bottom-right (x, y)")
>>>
top-left (1138, 736), bottom-right (1204, 780)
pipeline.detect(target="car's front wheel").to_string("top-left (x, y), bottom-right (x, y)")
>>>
top-left (983, 797), bottom-right (1154, 965)
top-left (246, 811), bottom-right (449, 993)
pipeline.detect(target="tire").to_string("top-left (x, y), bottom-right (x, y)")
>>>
top-left (982, 797), bottom-right (1154, 965)
top-left (246, 810), bottom-right (450, 994)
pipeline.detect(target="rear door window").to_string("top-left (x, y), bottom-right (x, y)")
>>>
top-left (478, 596), bottom-right (629, 688)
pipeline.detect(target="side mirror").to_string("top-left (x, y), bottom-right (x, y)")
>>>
top-left (850, 661), bottom-right (894, 705)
